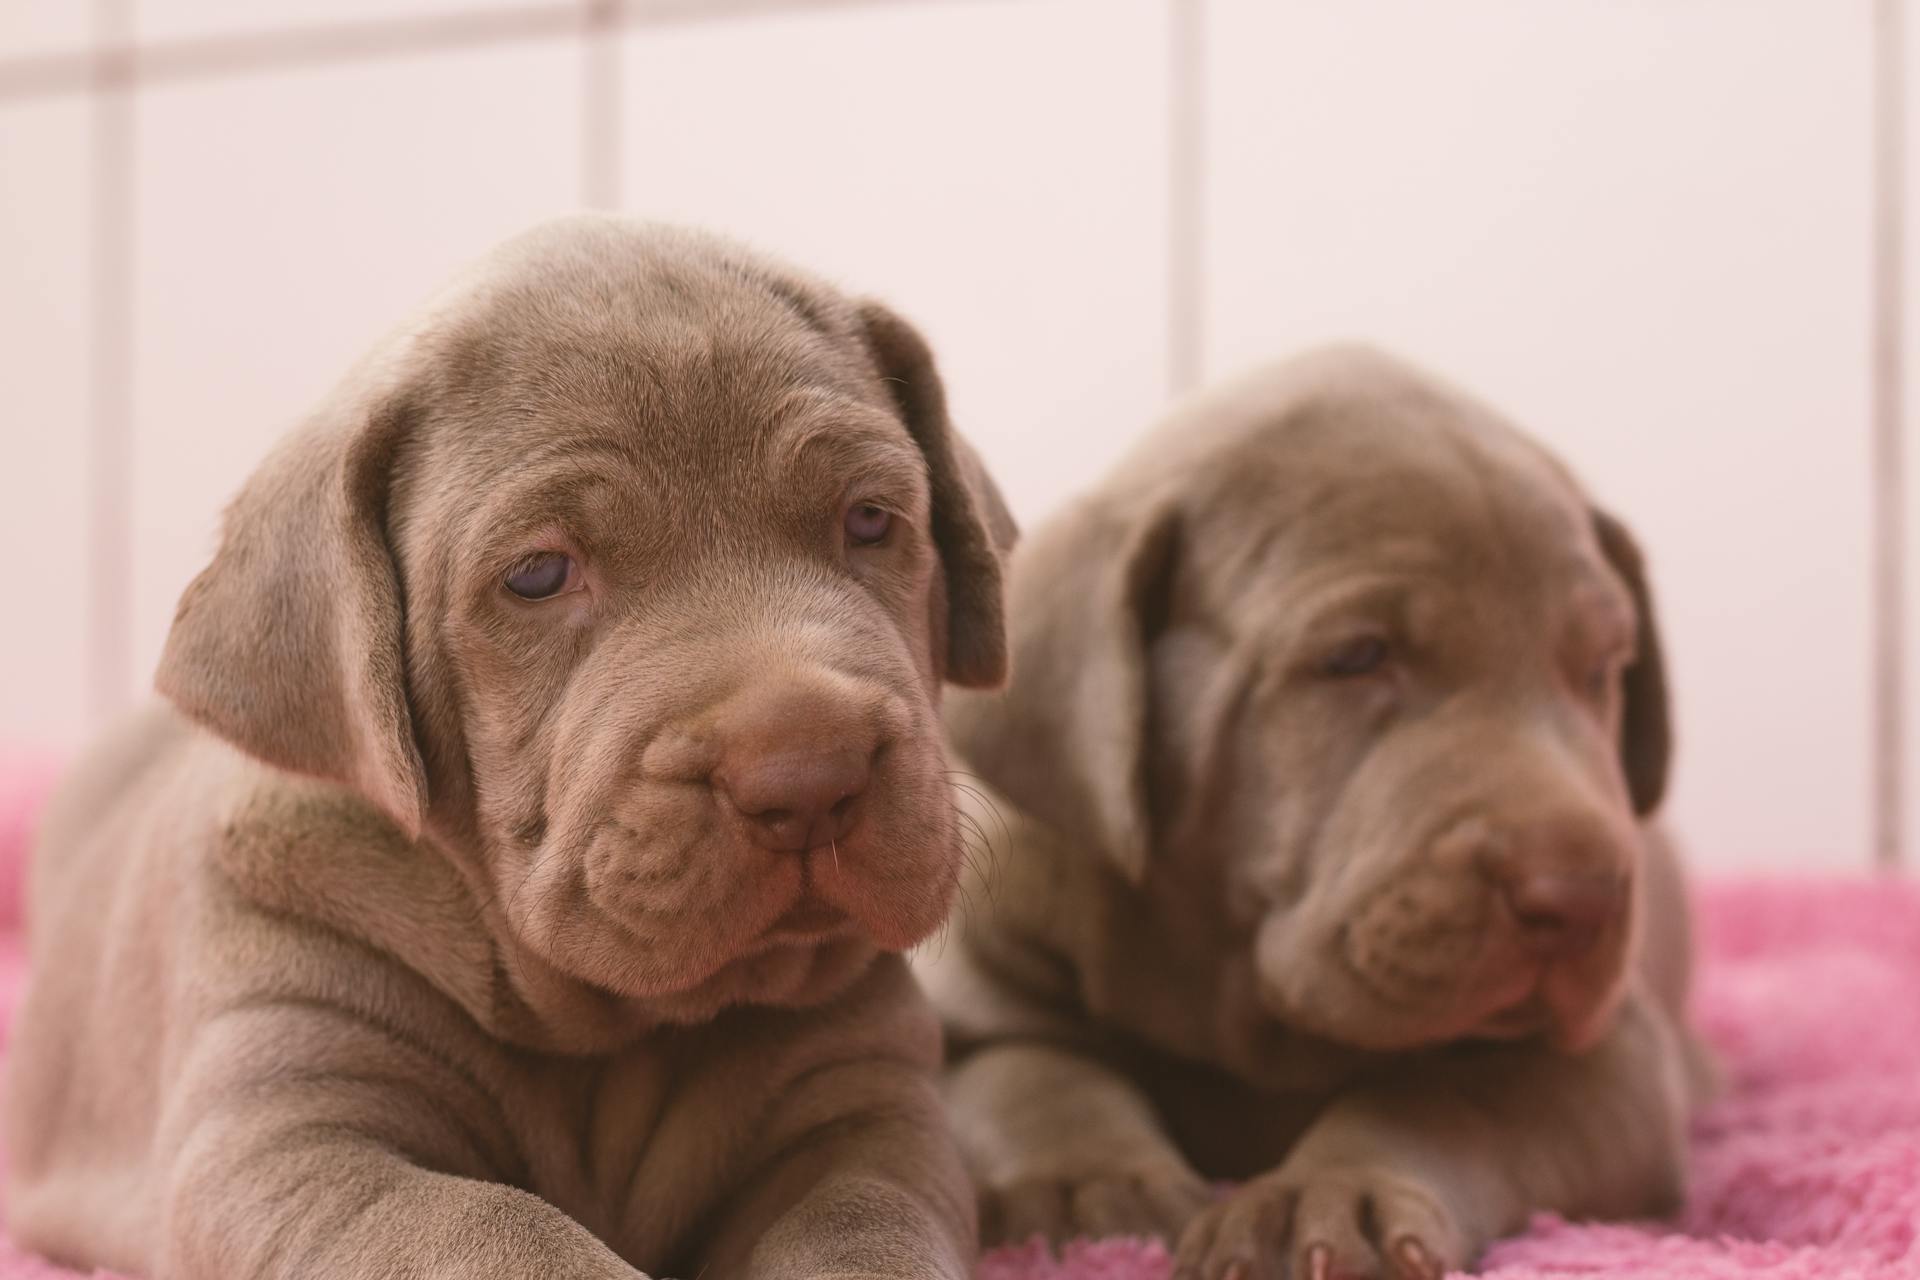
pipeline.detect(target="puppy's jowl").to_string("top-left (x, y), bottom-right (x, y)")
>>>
top-left (921, 347), bottom-right (1713, 1280)
top-left (8, 217), bottom-right (1008, 1280)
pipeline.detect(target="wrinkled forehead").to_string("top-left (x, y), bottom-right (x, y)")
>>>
top-left (430, 257), bottom-right (890, 441)
top-left (1189, 406), bottom-right (1630, 636)
top-left (391, 265), bottom-right (924, 554)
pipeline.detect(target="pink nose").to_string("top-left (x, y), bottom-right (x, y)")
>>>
top-left (1503, 871), bottom-right (1622, 957)
top-left (714, 747), bottom-right (871, 853)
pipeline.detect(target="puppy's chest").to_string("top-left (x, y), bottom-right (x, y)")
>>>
top-left (512, 1045), bottom-right (747, 1264)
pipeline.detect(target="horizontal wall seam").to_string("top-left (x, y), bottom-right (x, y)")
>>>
top-left (0, 0), bottom-right (944, 102)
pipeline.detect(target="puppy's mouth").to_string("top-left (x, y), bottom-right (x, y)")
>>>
top-left (1471, 992), bottom-right (1551, 1041)
top-left (565, 891), bottom-right (873, 1019)
top-left (758, 897), bottom-right (856, 946)
top-left (522, 799), bottom-right (959, 1014)
top-left (1468, 967), bottom-right (1625, 1052)
top-left (1292, 942), bottom-right (1625, 1053)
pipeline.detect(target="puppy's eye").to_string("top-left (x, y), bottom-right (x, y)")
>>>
top-left (504, 552), bottom-right (577, 600)
top-left (1321, 635), bottom-right (1390, 678)
top-left (844, 503), bottom-right (893, 547)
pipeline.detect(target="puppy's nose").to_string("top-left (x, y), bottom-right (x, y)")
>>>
top-left (1449, 807), bottom-right (1629, 959)
top-left (708, 677), bottom-right (881, 854)
top-left (1503, 871), bottom-right (1622, 957)
top-left (715, 748), bottom-right (871, 853)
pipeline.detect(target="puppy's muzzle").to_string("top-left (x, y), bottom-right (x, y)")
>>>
top-left (1503, 867), bottom-right (1623, 959)
top-left (710, 680), bottom-right (881, 854)
top-left (1427, 809), bottom-right (1626, 959)
top-left (1405, 805), bottom-right (1638, 1049)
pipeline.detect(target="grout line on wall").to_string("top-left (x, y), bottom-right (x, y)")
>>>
top-left (604, 0), bottom-right (969, 33)
top-left (85, 0), bottom-right (134, 727)
top-left (1167, 0), bottom-right (1205, 399)
top-left (583, 0), bottom-right (621, 208)
top-left (0, 5), bottom-right (584, 101)
top-left (0, 0), bottom-right (949, 103)
top-left (0, 51), bottom-right (93, 102)
top-left (1873, 0), bottom-right (1908, 872)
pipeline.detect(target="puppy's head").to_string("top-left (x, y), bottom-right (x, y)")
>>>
top-left (955, 346), bottom-right (1668, 1055)
top-left (158, 216), bottom-right (1010, 1021)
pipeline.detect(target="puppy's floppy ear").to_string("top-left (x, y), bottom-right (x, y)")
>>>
top-left (948, 497), bottom-right (1179, 884)
top-left (155, 398), bottom-right (427, 838)
top-left (1592, 508), bottom-right (1672, 815)
top-left (856, 300), bottom-right (1011, 688)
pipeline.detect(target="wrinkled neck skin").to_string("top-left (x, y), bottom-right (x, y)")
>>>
top-left (424, 823), bottom-right (660, 1054)
top-left (934, 773), bottom-right (1379, 1098)
top-left (413, 795), bottom-right (653, 1053)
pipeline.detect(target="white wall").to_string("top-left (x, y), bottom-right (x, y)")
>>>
top-left (0, 96), bottom-right (92, 750)
top-left (614, 0), bottom-right (1171, 525)
top-left (1201, 0), bottom-right (1877, 870)
top-left (0, 0), bottom-right (1906, 871)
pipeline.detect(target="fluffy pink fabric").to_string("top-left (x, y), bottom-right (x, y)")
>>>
top-left (0, 765), bottom-right (1913, 1279)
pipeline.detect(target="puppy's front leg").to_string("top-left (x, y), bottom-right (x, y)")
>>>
top-left (948, 1041), bottom-right (1210, 1247)
top-left (156, 1028), bottom-right (644, 1279)
top-left (166, 1131), bottom-right (641, 1280)
top-left (1175, 994), bottom-right (1692, 1280)
top-left (693, 1056), bottom-right (974, 1280)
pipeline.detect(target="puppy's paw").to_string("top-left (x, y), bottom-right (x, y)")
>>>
top-left (980, 1161), bottom-right (1211, 1247)
top-left (1171, 1166), bottom-right (1467, 1280)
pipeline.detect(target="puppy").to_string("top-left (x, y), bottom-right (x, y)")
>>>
top-left (920, 346), bottom-right (1709, 1280)
top-left (7, 216), bottom-right (1010, 1280)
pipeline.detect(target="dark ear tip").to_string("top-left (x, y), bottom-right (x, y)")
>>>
top-left (1628, 775), bottom-right (1674, 817)
top-left (949, 648), bottom-right (1010, 691)
top-left (943, 553), bottom-right (1011, 689)
top-left (1591, 505), bottom-right (1673, 818)
top-left (855, 296), bottom-right (1016, 693)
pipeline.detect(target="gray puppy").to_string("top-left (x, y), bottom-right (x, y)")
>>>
top-left (7, 215), bottom-right (1007, 1280)
top-left (920, 347), bottom-right (1710, 1280)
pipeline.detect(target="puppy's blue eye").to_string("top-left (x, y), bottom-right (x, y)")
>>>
top-left (505, 552), bottom-right (575, 600)
top-left (1322, 635), bottom-right (1389, 678)
top-left (844, 503), bottom-right (892, 547)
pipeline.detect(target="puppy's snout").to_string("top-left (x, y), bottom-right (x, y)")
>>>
top-left (717, 748), bottom-right (870, 852)
top-left (1502, 870), bottom-right (1621, 957)
top-left (710, 681), bottom-right (880, 854)
top-left (1440, 810), bottom-right (1629, 960)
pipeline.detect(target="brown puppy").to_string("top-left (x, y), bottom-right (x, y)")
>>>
top-left (920, 346), bottom-right (1709, 1280)
top-left (7, 215), bottom-right (1010, 1280)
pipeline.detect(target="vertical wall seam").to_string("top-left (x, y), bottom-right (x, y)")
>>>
top-left (1167, 0), bottom-right (1204, 399)
top-left (1873, 0), bottom-right (1908, 872)
top-left (583, 0), bottom-right (619, 208)
top-left (85, 0), bottom-right (134, 728)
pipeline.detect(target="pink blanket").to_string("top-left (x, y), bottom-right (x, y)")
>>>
top-left (0, 763), bottom-right (1914, 1279)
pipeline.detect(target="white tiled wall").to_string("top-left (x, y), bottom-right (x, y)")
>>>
top-left (0, 99), bottom-right (93, 752)
top-left (0, 1), bottom-right (90, 60)
top-left (129, 38), bottom-right (584, 691)
top-left (619, 0), bottom-right (1171, 524)
top-left (132, 0), bottom-right (552, 45)
top-left (1905, 0), bottom-right (1920, 871)
top-left (0, 0), bottom-right (1909, 872)
top-left (1204, 0), bottom-right (1876, 869)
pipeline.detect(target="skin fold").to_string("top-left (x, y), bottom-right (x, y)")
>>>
top-left (918, 346), bottom-right (1715, 1280)
top-left (6, 215), bottom-right (1013, 1280)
